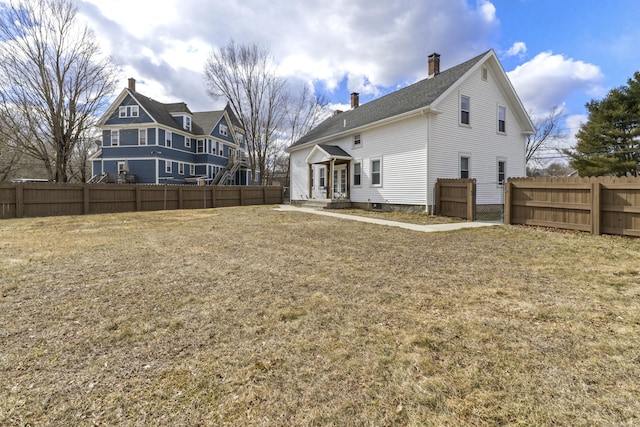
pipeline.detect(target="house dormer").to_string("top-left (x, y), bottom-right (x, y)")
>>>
top-left (169, 113), bottom-right (192, 131)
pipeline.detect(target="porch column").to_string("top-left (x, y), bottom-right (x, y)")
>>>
top-left (308, 163), bottom-right (313, 199)
top-left (329, 159), bottom-right (335, 200)
top-left (346, 162), bottom-right (350, 199)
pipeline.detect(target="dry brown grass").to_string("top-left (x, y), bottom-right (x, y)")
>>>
top-left (1, 206), bottom-right (639, 426)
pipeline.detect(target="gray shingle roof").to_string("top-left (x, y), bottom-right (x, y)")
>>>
top-left (318, 144), bottom-right (352, 158)
top-left (129, 92), bottom-right (240, 137)
top-left (290, 50), bottom-right (489, 149)
top-left (193, 111), bottom-right (224, 135)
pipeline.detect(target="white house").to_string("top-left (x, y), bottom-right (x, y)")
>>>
top-left (287, 50), bottom-right (535, 214)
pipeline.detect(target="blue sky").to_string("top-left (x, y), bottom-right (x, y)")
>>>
top-left (79, 0), bottom-right (640, 155)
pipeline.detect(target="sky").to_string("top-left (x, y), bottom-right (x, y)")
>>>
top-left (78, 0), bottom-right (640, 160)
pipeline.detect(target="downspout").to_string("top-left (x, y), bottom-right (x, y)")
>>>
top-left (422, 108), bottom-right (432, 214)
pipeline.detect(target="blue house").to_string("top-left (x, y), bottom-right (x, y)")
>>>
top-left (91, 78), bottom-right (253, 185)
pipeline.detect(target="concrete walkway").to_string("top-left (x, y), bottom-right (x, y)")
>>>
top-left (274, 205), bottom-right (501, 233)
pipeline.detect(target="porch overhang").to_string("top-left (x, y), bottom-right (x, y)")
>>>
top-left (305, 144), bottom-right (352, 164)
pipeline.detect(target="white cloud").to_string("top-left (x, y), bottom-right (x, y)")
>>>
top-left (505, 42), bottom-right (527, 57)
top-left (79, 0), bottom-right (500, 110)
top-left (479, 0), bottom-right (497, 22)
top-left (507, 51), bottom-right (605, 117)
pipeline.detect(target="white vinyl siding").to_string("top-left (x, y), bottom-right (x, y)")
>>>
top-left (429, 65), bottom-right (526, 205)
top-left (289, 58), bottom-right (527, 207)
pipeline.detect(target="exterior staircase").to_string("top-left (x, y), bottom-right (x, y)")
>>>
top-left (212, 153), bottom-right (249, 185)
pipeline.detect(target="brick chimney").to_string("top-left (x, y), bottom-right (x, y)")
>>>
top-left (350, 92), bottom-right (359, 109)
top-left (128, 78), bottom-right (136, 92)
top-left (428, 53), bottom-right (440, 78)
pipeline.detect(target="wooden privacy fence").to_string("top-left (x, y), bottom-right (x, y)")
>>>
top-left (504, 176), bottom-right (640, 237)
top-left (0, 182), bottom-right (283, 219)
top-left (435, 178), bottom-right (476, 221)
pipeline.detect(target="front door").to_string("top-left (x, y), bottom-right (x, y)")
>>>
top-left (312, 165), bottom-right (327, 199)
top-left (333, 164), bottom-right (347, 199)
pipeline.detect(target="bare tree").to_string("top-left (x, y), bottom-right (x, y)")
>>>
top-left (269, 84), bottom-right (328, 185)
top-left (0, 0), bottom-right (117, 182)
top-left (68, 129), bottom-right (100, 182)
top-left (526, 106), bottom-right (566, 169)
top-left (0, 118), bottom-right (23, 181)
top-left (204, 41), bottom-right (295, 185)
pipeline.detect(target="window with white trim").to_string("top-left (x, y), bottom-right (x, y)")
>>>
top-left (371, 158), bottom-right (382, 186)
top-left (497, 159), bottom-right (506, 186)
top-left (353, 134), bottom-right (361, 148)
top-left (184, 116), bottom-right (191, 131)
top-left (138, 129), bottom-right (146, 145)
top-left (319, 167), bottom-right (325, 188)
top-left (119, 105), bottom-right (139, 118)
top-left (460, 95), bottom-right (470, 125)
top-left (460, 155), bottom-right (470, 179)
top-left (498, 105), bottom-right (506, 133)
top-left (111, 130), bottom-right (119, 146)
top-left (353, 161), bottom-right (362, 186)
top-left (165, 131), bottom-right (172, 147)
top-left (219, 124), bottom-right (228, 136)
top-left (185, 137), bottom-right (191, 148)
top-left (165, 160), bottom-right (172, 173)
top-left (189, 164), bottom-right (195, 176)
top-left (117, 161), bottom-right (126, 173)
top-left (178, 162), bottom-right (184, 175)
top-left (197, 139), bottom-right (205, 153)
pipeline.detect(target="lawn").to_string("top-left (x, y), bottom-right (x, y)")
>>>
top-left (1, 206), bottom-right (639, 426)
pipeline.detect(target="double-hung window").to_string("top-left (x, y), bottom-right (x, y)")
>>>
top-left (353, 134), bottom-right (361, 148)
top-left (111, 130), bottom-right (119, 146)
top-left (219, 124), bottom-right (228, 136)
top-left (197, 139), bottom-right (205, 153)
top-left (138, 129), bottom-right (146, 145)
top-left (165, 161), bottom-right (172, 173)
top-left (371, 158), bottom-right (382, 186)
top-left (185, 137), bottom-right (191, 148)
top-left (184, 116), bottom-right (191, 131)
top-left (460, 95), bottom-right (470, 125)
top-left (165, 131), bottom-right (172, 147)
top-left (460, 156), bottom-right (470, 179)
top-left (498, 106), bottom-right (506, 133)
top-left (318, 167), bottom-right (325, 188)
top-left (189, 164), bottom-right (195, 176)
top-left (178, 162), bottom-right (184, 175)
top-left (353, 161), bottom-right (362, 186)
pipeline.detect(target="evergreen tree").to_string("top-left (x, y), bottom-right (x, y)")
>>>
top-left (566, 72), bottom-right (640, 176)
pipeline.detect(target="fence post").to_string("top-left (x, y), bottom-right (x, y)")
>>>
top-left (15, 184), bottom-right (23, 218)
top-left (591, 181), bottom-right (601, 235)
top-left (211, 187), bottom-right (216, 208)
top-left (467, 179), bottom-right (476, 221)
top-left (434, 179), bottom-right (440, 215)
top-left (503, 180), bottom-right (512, 225)
top-left (84, 186), bottom-right (90, 215)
